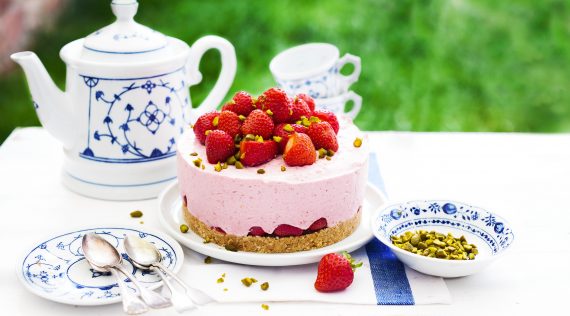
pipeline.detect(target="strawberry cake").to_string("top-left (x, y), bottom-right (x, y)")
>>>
top-left (177, 88), bottom-right (369, 253)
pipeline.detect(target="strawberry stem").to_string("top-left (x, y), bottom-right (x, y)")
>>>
top-left (341, 251), bottom-right (362, 271)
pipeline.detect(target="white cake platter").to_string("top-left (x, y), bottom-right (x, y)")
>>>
top-left (158, 181), bottom-right (387, 266)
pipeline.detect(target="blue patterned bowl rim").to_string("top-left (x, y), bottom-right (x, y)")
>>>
top-left (371, 199), bottom-right (515, 263)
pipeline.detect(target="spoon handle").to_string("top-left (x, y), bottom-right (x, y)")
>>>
top-left (114, 264), bottom-right (172, 309)
top-left (153, 266), bottom-right (196, 312)
top-left (154, 262), bottom-right (214, 305)
top-left (110, 268), bottom-right (148, 315)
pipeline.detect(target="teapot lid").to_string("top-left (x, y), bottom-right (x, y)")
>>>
top-left (82, 0), bottom-right (167, 55)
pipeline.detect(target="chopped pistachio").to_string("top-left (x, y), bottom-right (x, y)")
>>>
top-left (201, 164), bottom-right (205, 170)
top-left (326, 156), bottom-right (332, 160)
top-left (204, 256), bottom-right (212, 264)
top-left (283, 124), bottom-right (294, 132)
top-left (205, 130), bottom-right (211, 136)
top-left (234, 151), bottom-right (241, 160)
top-left (214, 162), bottom-right (222, 172)
top-left (327, 149), bottom-right (335, 157)
top-left (301, 117), bottom-right (311, 127)
top-left (227, 155), bottom-right (237, 165)
top-left (225, 244), bottom-right (238, 252)
top-left (255, 135), bottom-right (264, 142)
top-left (241, 277), bottom-right (254, 287)
top-left (130, 210), bottom-right (143, 218)
top-left (223, 288), bottom-right (228, 292)
top-left (281, 166), bottom-right (286, 172)
top-left (261, 282), bottom-right (269, 291)
top-left (139, 221), bottom-right (144, 224)
top-left (266, 109), bottom-right (273, 116)
top-left (261, 304), bottom-right (269, 310)
top-left (203, 238), bottom-right (211, 244)
top-left (193, 158), bottom-right (202, 167)
top-left (217, 277), bottom-right (224, 283)
top-left (190, 152), bottom-right (198, 156)
top-left (238, 114), bottom-right (246, 121)
top-left (273, 136), bottom-right (282, 143)
top-left (180, 224), bottom-right (189, 233)
top-left (245, 134), bottom-right (256, 141)
top-left (221, 162), bottom-right (228, 169)
top-left (353, 137), bottom-right (363, 148)
top-left (391, 230), bottom-right (478, 260)
top-left (257, 169), bottom-right (265, 174)
top-left (318, 148), bottom-right (327, 159)
top-left (235, 161), bottom-right (244, 169)
top-left (212, 116), bottom-right (219, 127)
top-left (309, 116), bottom-right (320, 123)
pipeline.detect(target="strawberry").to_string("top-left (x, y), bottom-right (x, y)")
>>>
top-left (273, 123), bottom-right (308, 153)
top-left (273, 224), bottom-right (304, 237)
top-left (205, 130), bottom-right (235, 164)
top-left (222, 91), bottom-right (255, 116)
top-left (241, 109), bottom-right (274, 140)
top-left (248, 226), bottom-right (267, 237)
top-left (239, 140), bottom-right (278, 167)
top-left (290, 97), bottom-right (312, 122)
top-left (312, 110), bottom-right (339, 134)
top-left (297, 93), bottom-right (315, 113)
top-left (193, 111), bottom-right (219, 145)
top-left (258, 87), bottom-right (291, 123)
top-left (307, 217), bottom-right (328, 231)
top-left (283, 133), bottom-right (316, 167)
top-left (314, 252), bottom-right (362, 292)
top-left (216, 110), bottom-right (241, 138)
top-left (307, 121), bottom-right (338, 152)
top-left (212, 227), bottom-right (226, 234)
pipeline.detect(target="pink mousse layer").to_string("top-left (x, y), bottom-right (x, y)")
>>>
top-left (176, 116), bottom-right (369, 236)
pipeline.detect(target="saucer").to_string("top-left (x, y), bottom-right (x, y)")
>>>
top-left (17, 227), bottom-right (184, 306)
top-left (158, 181), bottom-right (387, 266)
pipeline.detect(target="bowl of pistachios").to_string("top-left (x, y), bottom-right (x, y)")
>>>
top-left (371, 200), bottom-right (514, 278)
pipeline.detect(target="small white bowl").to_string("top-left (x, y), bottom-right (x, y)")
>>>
top-left (371, 200), bottom-right (514, 278)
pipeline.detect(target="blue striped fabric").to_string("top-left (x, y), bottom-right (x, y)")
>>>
top-left (366, 153), bottom-right (415, 305)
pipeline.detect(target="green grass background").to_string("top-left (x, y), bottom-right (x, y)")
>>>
top-left (1, 0), bottom-right (569, 144)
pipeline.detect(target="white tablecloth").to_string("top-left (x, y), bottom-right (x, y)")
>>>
top-left (1, 127), bottom-right (569, 315)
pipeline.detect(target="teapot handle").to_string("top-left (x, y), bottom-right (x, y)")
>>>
top-left (186, 35), bottom-right (237, 122)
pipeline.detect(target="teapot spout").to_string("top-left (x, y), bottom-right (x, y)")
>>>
top-left (11, 52), bottom-right (75, 149)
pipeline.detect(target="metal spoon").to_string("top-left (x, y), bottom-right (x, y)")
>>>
top-left (87, 260), bottom-right (148, 315)
top-left (124, 235), bottom-right (214, 309)
top-left (82, 233), bottom-right (172, 309)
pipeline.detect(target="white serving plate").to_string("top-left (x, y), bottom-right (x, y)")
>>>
top-left (158, 181), bottom-right (387, 266)
top-left (17, 227), bottom-right (184, 306)
top-left (371, 200), bottom-right (515, 278)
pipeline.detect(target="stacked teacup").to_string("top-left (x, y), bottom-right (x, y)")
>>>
top-left (270, 43), bottom-right (362, 119)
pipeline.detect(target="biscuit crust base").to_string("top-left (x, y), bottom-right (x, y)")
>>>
top-left (183, 206), bottom-right (362, 253)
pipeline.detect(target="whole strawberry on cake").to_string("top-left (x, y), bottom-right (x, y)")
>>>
top-left (177, 88), bottom-right (369, 253)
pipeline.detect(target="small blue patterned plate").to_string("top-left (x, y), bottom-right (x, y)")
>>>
top-left (17, 227), bottom-right (183, 306)
top-left (371, 200), bottom-right (514, 278)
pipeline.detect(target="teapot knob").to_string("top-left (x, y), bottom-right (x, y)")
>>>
top-left (111, 0), bottom-right (138, 22)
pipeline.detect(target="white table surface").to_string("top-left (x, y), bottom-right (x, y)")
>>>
top-left (1, 127), bottom-right (568, 315)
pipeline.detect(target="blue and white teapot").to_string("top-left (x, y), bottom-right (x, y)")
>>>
top-left (11, 0), bottom-right (236, 200)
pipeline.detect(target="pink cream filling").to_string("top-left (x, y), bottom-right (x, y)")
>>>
top-left (177, 117), bottom-right (369, 236)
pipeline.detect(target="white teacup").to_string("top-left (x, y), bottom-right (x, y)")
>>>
top-left (314, 91), bottom-right (362, 119)
top-left (270, 43), bottom-right (361, 99)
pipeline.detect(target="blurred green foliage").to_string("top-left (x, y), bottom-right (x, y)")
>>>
top-left (1, 0), bottom-right (569, 143)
